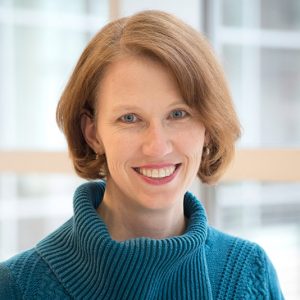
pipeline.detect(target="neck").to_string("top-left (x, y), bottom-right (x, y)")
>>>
top-left (97, 189), bottom-right (187, 241)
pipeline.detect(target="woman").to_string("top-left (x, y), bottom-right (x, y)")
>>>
top-left (0, 10), bottom-right (283, 299)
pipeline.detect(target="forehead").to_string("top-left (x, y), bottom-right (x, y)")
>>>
top-left (97, 55), bottom-right (183, 107)
top-left (101, 55), bottom-right (175, 86)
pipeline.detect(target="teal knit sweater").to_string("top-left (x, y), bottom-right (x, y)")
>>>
top-left (0, 181), bottom-right (284, 299)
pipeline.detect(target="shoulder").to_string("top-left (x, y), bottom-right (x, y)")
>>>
top-left (205, 226), bottom-right (284, 299)
top-left (0, 249), bottom-right (39, 299)
top-left (0, 261), bottom-right (22, 299)
top-left (205, 226), bottom-right (257, 276)
top-left (206, 226), bottom-right (259, 262)
top-left (0, 248), bottom-right (70, 299)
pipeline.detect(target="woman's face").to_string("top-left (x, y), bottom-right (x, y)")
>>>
top-left (91, 56), bottom-right (206, 211)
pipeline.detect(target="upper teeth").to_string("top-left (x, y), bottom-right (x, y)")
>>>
top-left (138, 166), bottom-right (176, 178)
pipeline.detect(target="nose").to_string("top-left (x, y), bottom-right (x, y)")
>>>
top-left (142, 122), bottom-right (172, 158)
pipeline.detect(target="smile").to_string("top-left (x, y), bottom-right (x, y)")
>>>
top-left (133, 164), bottom-right (181, 179)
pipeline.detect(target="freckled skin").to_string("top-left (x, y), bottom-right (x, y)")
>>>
top-left (84, 55), bottom-right (206, 239)
top-left (95, 56), bottom-right (206, 212)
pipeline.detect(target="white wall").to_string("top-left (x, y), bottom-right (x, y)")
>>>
top-left (118, 0), bottom-right (203, 31)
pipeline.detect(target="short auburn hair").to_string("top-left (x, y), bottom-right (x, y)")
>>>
top-left (56, 10), bottom-right (240, 184)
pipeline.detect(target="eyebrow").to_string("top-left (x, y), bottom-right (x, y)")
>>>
top-left (111, 105), bottom-right (139, 113)
top-left (111, 101), bottom-right (188, 113)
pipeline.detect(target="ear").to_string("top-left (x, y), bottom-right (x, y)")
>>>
top-left (81, 111), bottom-right (104, 154)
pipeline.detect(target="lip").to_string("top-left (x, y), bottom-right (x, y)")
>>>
top-left (133, 163), bottom-right (181, 186)
top-left (133, 163), bottom-right (178, 169)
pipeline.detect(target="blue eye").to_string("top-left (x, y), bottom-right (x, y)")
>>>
top-left (170, 110), bottom-right (187, 119)
top-left (120, 113), bottom-right (138, 123)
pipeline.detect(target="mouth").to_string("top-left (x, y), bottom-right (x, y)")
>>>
top-left (133, 164), bottom-right (181, 179)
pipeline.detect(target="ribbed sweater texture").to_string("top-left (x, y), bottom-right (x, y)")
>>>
top-left (0, 181), bottom-right (284, 299)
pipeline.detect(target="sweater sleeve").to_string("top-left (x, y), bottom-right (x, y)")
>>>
top-left (0, 264), bottom-right (22, 300)
top-left (263, 249), bottom-right (285, 300)
top-left (245, 245), bottom-right (284, 300)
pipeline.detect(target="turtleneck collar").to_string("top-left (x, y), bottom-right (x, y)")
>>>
top-left (36, 181), bottom-right (212, 299)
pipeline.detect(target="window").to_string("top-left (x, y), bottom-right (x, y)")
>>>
top-left (0, 0), bottom-right (109, 258)
top-left (205, 1), bottom-right (300, 298)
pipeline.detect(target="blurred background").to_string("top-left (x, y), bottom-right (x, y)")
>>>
top-left (0, 0), bottom-right (299, 298)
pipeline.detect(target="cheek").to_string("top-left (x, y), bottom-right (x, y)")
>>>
top-left (177, 127), bottom-right (205, 157)
top-left (101, 134), bottom-right (138, 170)
top-left (100, 128), bottom-right (130, 155)
top-left (182, 136), bottom-right (205, 174)
top-left (188, 147), bottom-right (204, 167)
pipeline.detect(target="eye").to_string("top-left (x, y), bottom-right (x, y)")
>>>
top-left (169, 109), bottom-right (188, 119)
top-left (120, 113), bottom-right (139, 123)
